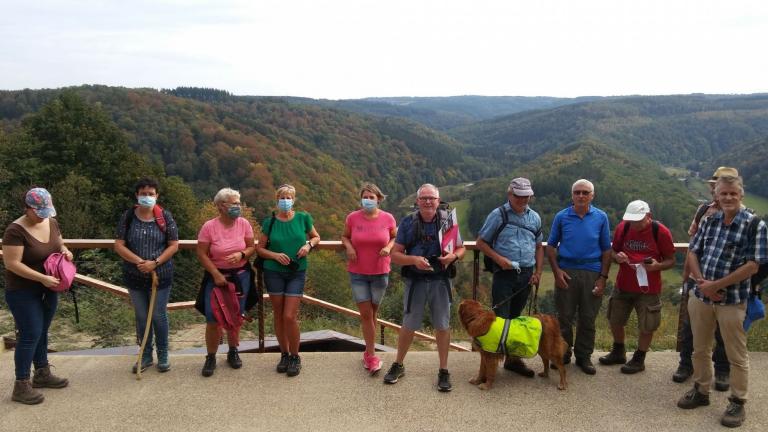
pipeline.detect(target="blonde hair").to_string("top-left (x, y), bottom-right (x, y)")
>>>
top-left (360, 182), bottom-right (386, 202)
top-left (715, 176), bottom-right (744, 196)
top-left (213, 188), bottom-right (240, 205)
top-left (275, 184), bottom-right (296, 199)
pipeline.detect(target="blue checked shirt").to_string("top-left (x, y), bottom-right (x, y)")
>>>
top-left (689, 209), bottom-right (768, 305)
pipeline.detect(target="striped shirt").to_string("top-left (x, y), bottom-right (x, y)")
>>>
top-left (117, 208), bottom-right (179, 286)
top-left (689, 209), bottom-right (768, 305)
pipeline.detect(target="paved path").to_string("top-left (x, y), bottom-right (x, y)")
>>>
top-left (1, 351), bottom-right (766, 431)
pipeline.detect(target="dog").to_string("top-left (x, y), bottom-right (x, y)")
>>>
top-left (458, 299), bottom-right (568, 390)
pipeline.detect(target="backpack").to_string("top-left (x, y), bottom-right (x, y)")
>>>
top-left (43, 252), bottom-right (77, 292)
top-left (210, 281), bottom-right (244, 331)
top-left (483, 206), bottom-right (541, 273)
top-left (746, 216), bottom-right (768, 293)
top-left (402, 201), bottom-right (457, 278)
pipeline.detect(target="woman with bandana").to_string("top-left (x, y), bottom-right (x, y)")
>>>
top-left (115, 178), bottom-right (179, 374)
top-left (255, 184), bottom-right (320, 377)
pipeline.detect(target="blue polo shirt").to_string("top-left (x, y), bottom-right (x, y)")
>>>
top-left (547, 205), bottom-right (612, 272)
top-left (477, 202), bottom-right (542, 267)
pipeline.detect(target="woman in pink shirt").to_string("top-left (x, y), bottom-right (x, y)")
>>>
top-left (195, 188), bottom-right (256, 378)
top-left (341, 183), bottom-right (397, 374)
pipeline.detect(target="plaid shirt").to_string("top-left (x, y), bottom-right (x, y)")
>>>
top-left (689, 209), bottom-right (768, 305)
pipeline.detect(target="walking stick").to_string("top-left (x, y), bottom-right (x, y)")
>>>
top-left (136, 271), bottom-right (159, 381)
top-left (676, 282), bottom-right (690, 352)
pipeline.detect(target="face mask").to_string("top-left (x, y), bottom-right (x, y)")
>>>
top-left (227, 205), bottom-right (242, 219)
top-left (278, 199), bottom-right (293, 212)
top-left (138, 196), bottom-right (156, 208)
top-left (361, 198), bottom-right (377, 212)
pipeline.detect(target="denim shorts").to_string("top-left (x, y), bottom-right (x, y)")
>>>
top-left (264, 270), bottom-right (306, 297)
top-left (402, 277), bottom-right (451, 331)
top-left (349, 272), bottom-right (389, 305)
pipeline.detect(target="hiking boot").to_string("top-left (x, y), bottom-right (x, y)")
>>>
top-left (132, 356), bottom-right (154, 374)
top-left (201, 354), bottom-right (216, 377)
top-left (721, 397), bottom-right (746, 428)
top-left (383, 362), bottom-right (405, 384)
top-left (575, 357), bottom-right (596, 375)
top-left (677, 383), bottom-right (710, 409)
top-left (276, 352), bottom-right (289, 373)
top-left (620, 350), bottom-right (646, 374)
top-left (672, 365), bottom-right (692, 383)
top-left (12, 379), bottom-right (44, 405)
top-left (227, 347), bottom-right (242, 369)
top-left (157, 350), bottom-right (171, 373)
top-left (32, 365), bottom-right (69, 388)
top-left (437, 369), bottom-right (452, 392)
top-left (504, 357), bottom-right (535, 378)
top-left (286, 355), bottom-right (302, 377)
top-left (599, 343), bottom-right (626, 365)
top-left (715, 371), bottom-right (730, 392)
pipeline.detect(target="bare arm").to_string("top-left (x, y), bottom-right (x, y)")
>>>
top-left (1, 244), bottom-right (59, 288)
top-left (475, 237), bottom-right (514, 271)
top-left (341, 223), bottom-right (356, 261)
top-left (196, 241), bottom-right (226, 287)
top-left (547, 244), bottom-right (570, 289)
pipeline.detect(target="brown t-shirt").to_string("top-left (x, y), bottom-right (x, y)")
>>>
top-left (2, 218), bottom-right (63, 291)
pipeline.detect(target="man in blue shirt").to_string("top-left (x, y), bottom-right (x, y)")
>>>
top-left (476, 177), bottom-right (543, 377)
top-left (677, 175), bottom-right (767, 428)
top-left (546, 179), bottom-right (612, 375)
top-left (383, 184), bottom-right (466, 392)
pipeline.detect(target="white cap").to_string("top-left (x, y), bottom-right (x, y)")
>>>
top-left (622, 200), bottom-right (650, 221)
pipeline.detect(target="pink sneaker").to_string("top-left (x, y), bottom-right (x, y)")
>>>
top-left (368, 354), bottom-right (382, 375)
top-left (362, 352), bottom-right (370, 370)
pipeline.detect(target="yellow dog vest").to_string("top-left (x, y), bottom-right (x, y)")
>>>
top-left (475, 316), bottom-right (542, 358)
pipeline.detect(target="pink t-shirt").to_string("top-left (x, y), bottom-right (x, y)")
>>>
top-left (345, 209), bottom-right (396, 275)
top-left (197, 217), bottom-right (254, 269)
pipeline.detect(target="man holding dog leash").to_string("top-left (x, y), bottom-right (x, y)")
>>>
top-left (476, 177), bottom-right (544, 378)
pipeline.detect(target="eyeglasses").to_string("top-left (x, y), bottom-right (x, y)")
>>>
top-left (417, 197), bottom-right (439, 202)
top-left (572, 190), bottom-right (592, 196)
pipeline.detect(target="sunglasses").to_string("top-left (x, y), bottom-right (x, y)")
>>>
top-left (572, 190), bottom-right (592, 196)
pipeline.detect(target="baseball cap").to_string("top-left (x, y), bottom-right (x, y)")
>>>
top-left (708, 166), bottom-right (739, 183)
top-left (508, 177), bottom-right (534, 197)
top-left (25, 188), bottom-right (57, 218)
top-left (622, 200), bottom-right (650, 221)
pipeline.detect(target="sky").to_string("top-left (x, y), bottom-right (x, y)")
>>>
top-left (1, 0), bottom-right (767, 99)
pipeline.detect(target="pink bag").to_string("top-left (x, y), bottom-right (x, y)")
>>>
top-left (210, 281), bottom-right (243, 331)
top-left (43, 253), bottom-right (76, 292)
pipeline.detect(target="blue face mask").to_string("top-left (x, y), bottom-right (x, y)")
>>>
top-left (278, 199), bottom-right (293, 212)
top-left (137, 196), bottom-right (156, 208)
top-left (227, 205), bottom-right (242, 219)
top-left (361, 198), bottom-right (377, 212)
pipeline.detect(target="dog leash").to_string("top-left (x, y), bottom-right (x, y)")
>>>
top-left (491, 282), bottom-right (532, 311)
top-left (526, 282), bottom-right (539, 316)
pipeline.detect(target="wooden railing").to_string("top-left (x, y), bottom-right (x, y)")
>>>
top-left (1, 240), bottom-right (693, 354)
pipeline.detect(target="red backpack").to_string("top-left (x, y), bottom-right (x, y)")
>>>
top-left (210, 281), bottom-right (243, 331)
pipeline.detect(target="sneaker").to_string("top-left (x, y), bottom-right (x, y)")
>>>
top-left (157, 350), bottom-right (171, 373)
top-left (721, 397), bottom-right (746, 428)
top-left (227, 347), bottom-right (242, 369)
top-left (575, 357), bottom-right (596, 375)
top-left (504, 357), bottom-right (535, 378)
top-left (362, 351), bottom-right (371, 370)
top-left (677, 383), bottom-right (710, 409)
top-left (201, 354), bottom-right (216, 377)
top-left (276, 352), bottom-right (289, 373)
top-left (286, 355), bottom-right (302, 377)
top-left (368, 354), bottom-right (383, 375)
top-left (437, 369), bottom-right (452, 392)
top-left (715, 372), bottom-right (730, 392)
top-left (12, 379), bottom-right (44, 405)
top-left (383, 362), bottom-right (405, 384)
top-left (598, 343), bottom-right (627, 365)
top-left (32, 365), bottom-right (69, 388)
top-left (672, 365), bottom-right (692, 383)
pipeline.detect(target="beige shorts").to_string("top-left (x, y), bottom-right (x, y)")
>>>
top-left (607, 290), bottom-right (662, 333)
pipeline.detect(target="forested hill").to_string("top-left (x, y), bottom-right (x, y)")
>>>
top-left (0, 86), bottom-right (494, 235)
top-left (452, 94), bottom-right (768, 174)
top-left (299, 95), bottom-right (604, 131)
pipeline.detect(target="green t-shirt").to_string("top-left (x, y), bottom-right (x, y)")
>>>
top-left (262, 212), bottom-right (314, 272)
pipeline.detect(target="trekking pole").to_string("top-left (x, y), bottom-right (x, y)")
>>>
top-left (136, 271), bottom-right (159, 381)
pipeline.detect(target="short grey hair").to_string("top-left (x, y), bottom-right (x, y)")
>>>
top-left (714, 176), bottom-right (744, 196)
top-left (571, 179), bottom-right (594, 193)
top-left (417, 183), bottom-right (439, 198)
top-left (213, 188), bottom-right (240, 205)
